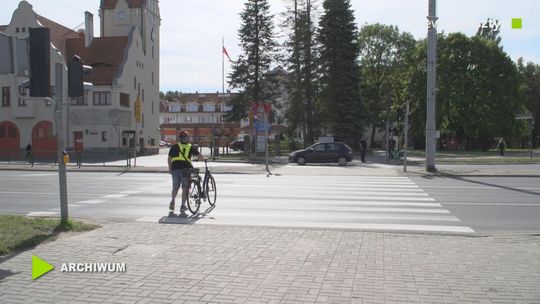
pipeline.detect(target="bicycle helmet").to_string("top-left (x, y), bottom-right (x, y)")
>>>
top-left (178, 130), bottom-right (189, 143)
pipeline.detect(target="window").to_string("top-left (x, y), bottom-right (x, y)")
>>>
top-left (142, 113), bottom-right (145, 128)
top-left (313, 144), bottom-right (325, 151)
top-left (72, 94), bottom-right (88, 105)
top-left (93, 91), bottom-right (111, 105)
top-left (22, 27), bottom-right (26, 33)
top-left (187, 103), bottom-right (198, 112)
top-left (101, 131), bottom-right (107, 142)
top-left (204, 104), bottom-right (215, 112)
top-left (18, 87), bottom-right (27, 106)
top-left (134, 77), bottom-right (137, 89)
top-left (16, 28), bottom-right (19, 33)
top-left (142, 89), bottom-right (144, 101)
top-left (2, 87), bottom-right (10, 107)
top-left (120, 93), bottom-right (130, 108)
top-left (326, 143), bottom-right (338, 151)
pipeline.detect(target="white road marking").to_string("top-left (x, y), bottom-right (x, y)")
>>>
top-left (76, 199), bottom-right (105, 204)
top-left (120, 190), bottom-right (142, 194)
top-left (103, 194), bottom-right (128, 199)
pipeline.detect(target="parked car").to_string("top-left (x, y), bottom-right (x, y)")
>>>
top-left (229, 140), bottom-right (244, 151)
top-left (160, 141), bottom-right (172, 147)
top-left (288, 142), bottom-right (353, 166)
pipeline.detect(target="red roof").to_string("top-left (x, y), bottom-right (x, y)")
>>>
top-left (36, 14), bottom-right (80, 58)
top-left (65, 36), bottom-right (129, 86)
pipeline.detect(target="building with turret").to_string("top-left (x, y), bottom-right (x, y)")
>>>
top-left (0, 0), bottom-right (160, 160)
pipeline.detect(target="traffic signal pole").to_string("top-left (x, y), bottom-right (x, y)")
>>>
top-left (48, 62), bottom-right (69, 223)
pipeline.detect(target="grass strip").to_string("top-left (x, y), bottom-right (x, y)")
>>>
top-left (0, 215), bottom-right (99, 256)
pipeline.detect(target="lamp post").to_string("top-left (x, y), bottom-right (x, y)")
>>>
top-left (426, 0), bottom-right (438, 172)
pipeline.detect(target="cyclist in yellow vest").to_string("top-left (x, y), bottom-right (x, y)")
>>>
top-left (168, 130), bottom-right (205, 213)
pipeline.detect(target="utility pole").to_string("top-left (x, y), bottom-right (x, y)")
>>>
top-left (426, 0), bottom-right (438, 172)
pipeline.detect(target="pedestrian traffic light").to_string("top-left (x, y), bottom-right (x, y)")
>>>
top-left (29, 27), bottom-right (50, 97)
top-left (68, 55), bottom-right (93, 97)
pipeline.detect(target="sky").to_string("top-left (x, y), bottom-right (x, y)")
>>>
top-left (2, 0), bottom-right (539, 93)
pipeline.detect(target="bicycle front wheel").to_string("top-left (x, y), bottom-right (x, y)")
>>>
top-left (187, 181), bottom-right (200, 214)
top-left (205, 175), bottom-right (217, 206)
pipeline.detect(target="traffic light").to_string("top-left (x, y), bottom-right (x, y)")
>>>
top-left (29, 27), bottom-right (50, 97)
top-left (68, 55), bottom-right (92, 97)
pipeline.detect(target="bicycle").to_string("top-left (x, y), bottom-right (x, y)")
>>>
top-left (187, 159), bottom-right (217, 214)
top-left (387, 149), bottom-right (404, 161)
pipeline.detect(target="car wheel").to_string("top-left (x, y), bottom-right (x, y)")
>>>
top-left (296, 156), bottom-right (306, 165)
top-left (337, 157), bottom-right (347, 166)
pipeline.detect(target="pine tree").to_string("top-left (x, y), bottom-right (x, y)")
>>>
top-left (226, 0), bottom-right (278, 122)
top-left (318, 0), bottom-right (363, 147)
top-left (282, 0), bottom-right (319, 146)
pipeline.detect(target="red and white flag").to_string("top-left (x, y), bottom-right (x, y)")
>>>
top-left (223, 46), bottom-right (233, 62)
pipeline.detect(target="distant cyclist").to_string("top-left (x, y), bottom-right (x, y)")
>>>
top-left (167, 130), bottom-right (205, 213)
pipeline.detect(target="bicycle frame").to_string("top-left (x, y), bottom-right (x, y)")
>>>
top-left (187, 159), bottom-right (215, 214)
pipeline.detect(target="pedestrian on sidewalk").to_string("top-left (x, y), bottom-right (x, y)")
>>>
top-left (359, 137), bottom-right (368, 163)
top-left (25, 143), bottom-right (34, 167)
top-left (168, 130), bottom-right (206, 213)
top-left (497, 137), bottom-right (506, 156)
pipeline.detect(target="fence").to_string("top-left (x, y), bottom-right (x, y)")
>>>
top-left (0, 148), bottom-right (157, 167)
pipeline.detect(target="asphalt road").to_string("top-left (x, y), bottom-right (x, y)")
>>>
top-left (1, 170), bottom-right (539, 234)
top-left (412, 175), bottom-right (540, 233)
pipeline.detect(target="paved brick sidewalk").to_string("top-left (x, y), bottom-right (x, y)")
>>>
top-left (1, 222), bottom-right (540, 303)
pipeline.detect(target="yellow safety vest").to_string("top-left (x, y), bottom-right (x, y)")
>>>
top-left (171, 143), bottom-right (192, 163)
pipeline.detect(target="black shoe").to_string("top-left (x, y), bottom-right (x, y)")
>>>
top-left (169, 201), bottom-right (175, 211)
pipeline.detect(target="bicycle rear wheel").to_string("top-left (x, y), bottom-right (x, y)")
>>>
top-left (187, 181), bottom-right (200, 214)
top-left (205, 175), bottom-right (217, 206)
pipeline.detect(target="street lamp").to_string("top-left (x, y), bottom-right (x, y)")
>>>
top-left (426, 0), bottom-right (438, 172)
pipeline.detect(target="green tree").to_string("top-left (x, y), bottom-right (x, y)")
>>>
top-left (357, 23), bottom-right (416, 147)
top-left (318, 0), bottom-right (362, 147)
top-left (226, 0), bottom-right (278, 122)
top-left (159, 91), bottom-right (182, 101)
top-left (517, 59), bottom-right (540, 147)
top-left (408, 33), bottom-right (522, 150)
top-left (282, 0), bottom-right (319, 146)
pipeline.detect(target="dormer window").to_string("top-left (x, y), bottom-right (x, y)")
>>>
top-left (187, 103), bottom-right (198, 112)
top-left (203, 104), bottom-right (215, 112)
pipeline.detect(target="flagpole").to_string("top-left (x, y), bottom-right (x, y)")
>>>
top-left (222, 37), bottom-right (226, 154)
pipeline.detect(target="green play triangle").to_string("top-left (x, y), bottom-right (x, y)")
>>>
top-left (32, 255), bottom-right (54, 280)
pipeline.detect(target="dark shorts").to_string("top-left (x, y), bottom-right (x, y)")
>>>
top-left (171, 169), bottom-right (191, 190)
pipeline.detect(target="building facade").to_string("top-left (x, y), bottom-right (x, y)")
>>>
top-left (159, 92), bottom-right (241, 147)
top-left (0, 0), bottom-right (160, 160)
